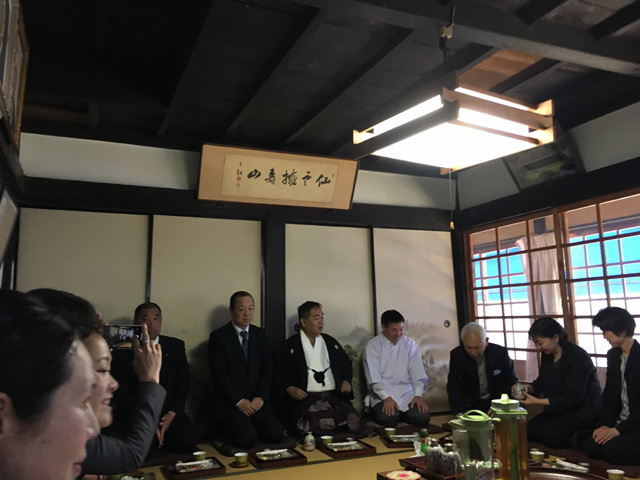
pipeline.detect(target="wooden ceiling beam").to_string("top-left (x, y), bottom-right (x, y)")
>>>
top-left (589, 1), bottom-right (640, 40)
top-left (516, 0), bottom-right (569, 26)
top-left (351, 44), bottom-right (495, 133)
top-left (489, 1), bottom-right (640, 98)
top-left (489, 58), bottom-right (560, 95)
top-left (281, 29), bottom-right (414, 147)
top-left (326, 43), bottom-right (495, 160)
top-left (156, 0), bottom-right (228, 138)
top-left (222, 10), bottom-right (324, 138)
top-left (290, 0), bottom-right (640, 76)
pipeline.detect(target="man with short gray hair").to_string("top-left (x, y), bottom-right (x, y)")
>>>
top-left (447, 322), bottom-right (517, 414)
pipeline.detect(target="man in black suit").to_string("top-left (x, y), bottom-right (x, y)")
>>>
top-left (207, 291), bottom-right (283, 449)
top-left (447, 322), bottom-right (518, 415)
top-left (110, 302), bottom-right (200, 454)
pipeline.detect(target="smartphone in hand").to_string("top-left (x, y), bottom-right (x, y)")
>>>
top-left (102, 325), bottom-right (143, 349)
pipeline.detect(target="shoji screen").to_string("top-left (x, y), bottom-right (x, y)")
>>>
top-left (149, 215), bottom-right (261, 426)
top-left (17, 208), bottom-right (148, 321)
top-left (149, 215), bottom-right (262, 354)
top-left (373, 228), bottom-right (458, 413)
top-left (285, 224), bottom-right (375, 408)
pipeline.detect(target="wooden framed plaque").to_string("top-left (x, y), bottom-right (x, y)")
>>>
top-left (198, 144), bottom-right (358, 209)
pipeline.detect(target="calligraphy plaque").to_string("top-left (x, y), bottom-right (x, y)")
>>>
top-left (198, 144), bottom-right (358, 209)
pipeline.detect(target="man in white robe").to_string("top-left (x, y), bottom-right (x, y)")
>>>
top-left (363, 310), bottom-right (430, 427)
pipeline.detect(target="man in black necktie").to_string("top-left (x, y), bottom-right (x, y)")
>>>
top-left (207, 291), bottom-right (283, 449)
top-left (109, 302), bottom-right (200, 455)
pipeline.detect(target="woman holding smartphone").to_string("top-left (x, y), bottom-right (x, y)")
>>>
top-left (29, 289), bottom-right (165, 477)
top-left (0, 290), bottom-right (99, 480)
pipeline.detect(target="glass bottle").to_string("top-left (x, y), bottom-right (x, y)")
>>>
top-left (419, 428), bottom-right (429, 455)
top-left (491, 394), bottom-right (529, 480)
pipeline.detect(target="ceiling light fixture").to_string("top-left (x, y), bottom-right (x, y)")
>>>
top-left (351, 74), bottom-right (555, 172)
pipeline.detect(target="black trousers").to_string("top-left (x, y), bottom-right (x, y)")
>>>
top-left (221, 402), bottom-right (284, 450)
top-left (160, 411), bottom-right (200, 453)
top-left (371, 402), bottom-right (431, 428)
top-left (582, 429), bottom-right (640, 465)
top-left (527, 411), bottom-right (595, 449)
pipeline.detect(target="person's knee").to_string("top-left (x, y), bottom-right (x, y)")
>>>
top-left (411, 412), bottom-right (430, 428)
top-left (542, 432), bottom-right (569, 449)
top-left (581, 437), bottom-right (602, 459)
top-left (600, 441), bottom-right (631, 465)
top-left (375, 411), bottom-right (399, 428)
top-left (262, 426), bottom-right (284, 444)
top-left (232, 429), bottom-right (258, 450)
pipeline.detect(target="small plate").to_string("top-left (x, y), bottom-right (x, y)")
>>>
top-left (229, 461), bottom-right (250, 468)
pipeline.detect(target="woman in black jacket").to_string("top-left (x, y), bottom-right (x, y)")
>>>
top-left (582, 307), bottom-right (640, 465)
top-left (515, 317), bottom-right (601, 448)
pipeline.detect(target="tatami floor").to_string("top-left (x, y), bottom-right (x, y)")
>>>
top-left (140, 414), bottom-right (454, 480)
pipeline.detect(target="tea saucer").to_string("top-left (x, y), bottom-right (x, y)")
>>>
top-left (229, 461), bottom-right (250, 468)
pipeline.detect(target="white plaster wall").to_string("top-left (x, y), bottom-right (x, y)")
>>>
top-left (18, 134), bottom-right (453, 209)
top-left (353, 170), bottom-right (454, 209)
top-left (458, 100), bottom-right (640, 210)
top-left (570, 101), bottom-right (640, 172)
top-left (457, 159), bottom-right (519, 210)
top-left (20, 100), bottom-right (640, 212)
top-left (20, 133), bottom-right (200, 189)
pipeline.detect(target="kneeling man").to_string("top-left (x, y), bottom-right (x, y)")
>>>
top-left (447, 322), bottom-right (517, 415)
top-left (208, 291), bottom-right (284, 449)
top-left (111, 302), bottom-right (200, 454)
top-left (273, 301), bottom-right (360, 436)
top-left (363, 310), bottom-right (430, 427)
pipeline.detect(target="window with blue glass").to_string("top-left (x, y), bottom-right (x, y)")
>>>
top-left (468, 192), bottom-right (640, 371)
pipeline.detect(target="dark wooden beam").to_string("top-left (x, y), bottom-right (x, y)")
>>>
top-left (20, 177), bottom-right (452, 231)
top-left (223, 10), bottom-right (324, 138)
top-left (490, 58), bottom-right (560, 95)
top-left (358, 155), bottom-right (447, 178)
top-left (263, 210), bottom-right (286, 348)
top-left (554, 71), bottom-right (640, 129)
top-left (290, 0), bottom-right (640, 76)
top-left (516, 0), bottom-right (568, 26)
top-left (455, 156), bottom-right (640, 229)
top-left (156, 0), bottom-right (228, 137)
top-left (589, 0), bottom-right (640, 40)
top-left (348, 45), bottom-right (492, 136)
top-left (23, 117), bottom-right (204, 153)
top-left (0, 131), bottom-right (25, 199)
top-left (450, 228), bottom-right (469, 332)
top-left (282, 28), bottom-right (414, 147)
